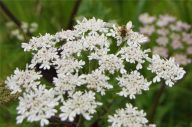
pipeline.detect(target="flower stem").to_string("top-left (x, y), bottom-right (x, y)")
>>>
top-left (67, 0), bottom-right (82, 29)
top-left (0, 0), bottom-right (32, 36)
top-left (76, 115), bottom-right (82, 127)
top-left (148, 82), bottom-right (166, 123)
top-left (0, 0), bottom-right (21, 28)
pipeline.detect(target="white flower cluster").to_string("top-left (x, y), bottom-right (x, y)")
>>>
top-left (81, 70), bottom-right (112, 95)
top-left (16, 85), bottom-right (58, 126)
top-left (60, 91), bottom-right (102, 121)
top-left (117, 47), bottom-right (150, 70)
top-left (139, 13), bottom-right (192, 66)
top-left (148, 55), bottom-right (185, 87)
top-left (5, 17), bottom-right (185, 126)
top-left (6, 21), bottom-right (38, 41)
top-left (5, 67), bottom-right (42, 94)
top-left (117, 71), bottom-right (151, 99)
top-left (108, 103), bottom-right (155, 127)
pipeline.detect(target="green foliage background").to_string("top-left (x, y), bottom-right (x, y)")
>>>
top-left (0, 0), bottom-right (192, 127)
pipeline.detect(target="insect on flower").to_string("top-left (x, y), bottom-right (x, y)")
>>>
top-left (118, 21), bottom-right (133, 37)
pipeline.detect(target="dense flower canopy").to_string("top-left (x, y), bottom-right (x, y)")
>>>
top-left (5, 17), bottom-right (185, 127)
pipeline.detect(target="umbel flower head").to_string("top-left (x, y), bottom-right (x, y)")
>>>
top-left (139, 13), bottom-right (192, 66)
top-left (5, 17), bottom-right (185, 127)
top-left (108, 103), bottom-right (155, 127)
top-left (16, 85), bottom-right (58, 126)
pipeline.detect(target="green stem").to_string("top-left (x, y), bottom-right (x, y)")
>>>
top-left (0, 0), bottom-right (21, 28)
top-left (67, 0), bottom-right (82, 29)
top-left (0, 0), bottom-right (32, 36)
top-left (76, 115), bottom-right (82, 127)
top-left (148, 82), bottom-right (166, 123)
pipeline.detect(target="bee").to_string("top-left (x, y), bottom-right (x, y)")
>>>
top-left (118, 21), bottom-right (133, 38)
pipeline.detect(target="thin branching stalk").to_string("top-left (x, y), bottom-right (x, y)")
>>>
top-left (67, 0), bottom-right (82, 29)
top-left (148, 82), bottom-right (166, 123)
top-left (35, 0), bottom-right (43, 16)
top-left (0, 0), bottom-right (32, 36)
top-left (0, 0), bottom-right (21, 27)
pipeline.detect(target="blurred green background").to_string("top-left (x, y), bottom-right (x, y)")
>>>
top-left (0, 0), bottom-right (192, 127)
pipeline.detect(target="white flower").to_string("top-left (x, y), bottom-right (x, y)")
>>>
top-left (21, 22), bottom-right (29, 33)
top-left (152, 46), bottom-right (168, 58)
top-left (11, 29), bottom-right (20, 36)
top-left (16, 85), bottom-right (58, 127)
top-left (53, 76), bottom-right (76, 96)
top-left (182, 33), bottom-right (192, 45)
top-left (139, 13), bottom-right (156, 25)
top-left (10, 29), bottom-right (24, 41)
top-left (156, 28), bottom-right (169, 36)
top-left (139, 25), bottom-right (155, 36)
top-left (108, 103), bottom-right (149, 127)
top-left (6, 21), bottom-right (15, 28)
top-left (88, 48), bottom-right (109, 60)
top-left (156, 36), bottom-right (168, 46)
top-left (170, 33), bottom-right (181, 40)
top-left (5, 67), bottom-right (42, 94)
top-left (29, 22), bottom-right (38, 33)
top-left (22, 33), bottom-right (57, 51)
top-left (59, 91), bottom-right (102, 121)
top-left (187, 46), bottom-right (192, 54)
top-left (54, 57), bottom-right (85, 75)
top-left (55, 30), bottom-right (79, 41)
top-left (171, 39), bottom-right (183, 49)
top-left (117, 46), bottom-right (150, 70)
top-left (176, 21), bottom-right (191, 31)
top-left (117, 71), bottom-right (151, 99)
top-left (30, 47), bottom-right (59, 69)
top-left (156, 15), bottom-right (176, 27)
top-left (148, 55), bottom-right (186, 86)
top-left (53, 73), bottom-right (85, 96)
top-left (173, 54), bottom-right (191, 65)
top-left (82, 33), bottom-right (110, 50)
top-left (98, 54), bottom-right (125, 74)
top-left (60, 40), bottom-right (84, 57)
top-left (74, 17), bottom-right (108, 34)
top-left (127, 32), bottom-right (149, 47)
top-left (81, 69), bottom-right (113, 95)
